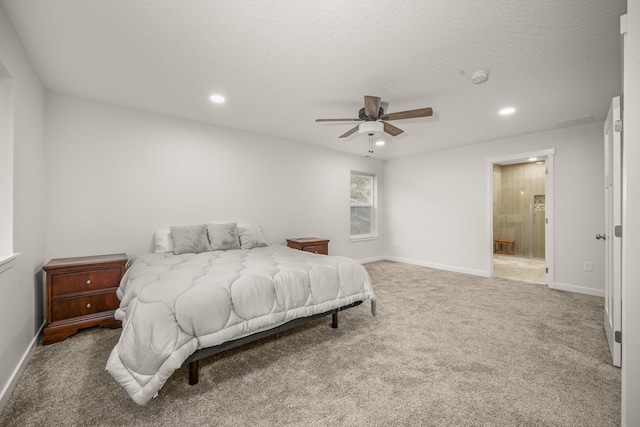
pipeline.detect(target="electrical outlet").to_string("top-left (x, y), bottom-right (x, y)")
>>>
top-left (583, 261), bottom-right (593, 272)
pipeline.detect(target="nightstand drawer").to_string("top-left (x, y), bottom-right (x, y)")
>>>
top-left (51, 268), bottom-right (123, 296)
top-left (302, 245), bottom-right (328, 255)
top-left (287, 238), bottom-right (330, 255)
top-left (51, 291), bottom-right (120, 322)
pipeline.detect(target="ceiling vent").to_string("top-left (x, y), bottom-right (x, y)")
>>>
top-left (554, 114), bottom-right (593, 128)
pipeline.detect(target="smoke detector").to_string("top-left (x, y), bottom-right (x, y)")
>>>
top-left (470, 70), bottom-right (489, 84)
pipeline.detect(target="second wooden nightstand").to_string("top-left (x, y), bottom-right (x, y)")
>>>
top-left (42, 253), bottom-right (127, 345)
top-left (286, 237), bottom-right (330, 255)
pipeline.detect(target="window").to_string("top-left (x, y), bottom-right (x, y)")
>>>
top-left (350, 171), bottom-right (376, 238)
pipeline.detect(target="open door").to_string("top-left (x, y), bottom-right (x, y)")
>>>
top-left (603, 96), bottom-right (622, 367)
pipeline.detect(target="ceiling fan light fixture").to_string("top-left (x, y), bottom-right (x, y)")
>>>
top-left (316, 95), bottom-right (432, 139)
top-left (358, 121), bottom-right (384, 136)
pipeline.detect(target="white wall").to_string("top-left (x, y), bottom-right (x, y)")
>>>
top-left (0, 4), bottom-right (46, 409)
top-left (44, 93), bottom-right (384, 262)
top-left (622, 2), bottom-right (640, 424)
top-left (384, 122), bottom-right (606, 294)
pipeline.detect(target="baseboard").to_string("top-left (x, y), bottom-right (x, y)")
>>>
top-left (383, 256), bottom-right (488, 277)
top-left (549, 282), bottom-right (604, 297)
top-left (0, 322), bottom-right (43, 413)
top-left (358, 256), bottom-right (385, 264)
top-left (379, 257), bottom-right (604, 298)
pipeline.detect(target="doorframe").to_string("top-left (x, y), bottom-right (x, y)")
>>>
top-left (486, 149), bottom-right (556, 285)
top-left (603, 96), bottom-right (622, 367)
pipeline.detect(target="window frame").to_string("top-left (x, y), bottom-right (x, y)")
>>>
top-left (349, 171), bottom-right (378, 241)
top-left (0, 69), bottom-right (15, 259)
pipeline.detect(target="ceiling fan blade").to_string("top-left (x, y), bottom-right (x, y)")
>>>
top-left (315, 118), bottom-right (361, 122)
top-left (364, 96), bottom-right (382, 118)
top-left (382, 121), bottom-right (404, 136)
top-left (380, 107), bottom-right (433, 121)
top-left (339, 125), bottom-right (360, 138)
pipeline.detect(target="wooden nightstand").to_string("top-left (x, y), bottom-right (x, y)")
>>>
top-left (42, 253), bottom-right (127, 345)
top-left (286, 237), bottom-right (330, 255)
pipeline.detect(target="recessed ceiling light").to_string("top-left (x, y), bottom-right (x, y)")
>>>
top-left (528, 157), bottom-right (538, 161)
top-left (375, 140), bottom-right (385, 146)
top-left (209, 94), bottom-right (225, 104)
top-left (499, 107), bottom-right (515, 115)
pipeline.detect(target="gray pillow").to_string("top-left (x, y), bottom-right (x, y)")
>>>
top-left (170, 224), bottom-right (211, 255)
top-left (238, 225), bottom-right (270, 249)
top-left (206, 223), bottom-right (241, 250)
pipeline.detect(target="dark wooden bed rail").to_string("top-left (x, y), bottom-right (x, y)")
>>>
top-left (183, 300), bottom-right (364, 385)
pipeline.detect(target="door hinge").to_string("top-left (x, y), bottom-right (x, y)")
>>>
top-left (614, 120), bottom-right (623, 132)
top-left (545, 168), bottom-right (548, 175)
top-left (545, 267), bottom-right (548, 273)
top-left (615, 225), bottom-right (622, 238)
top-left (545, 218), bottom-right (548, 224)
top-left (615, 331), bottom-right (622, 344)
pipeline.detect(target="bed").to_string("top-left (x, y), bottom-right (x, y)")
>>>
top-left (105, 223), bottom-right (376, 405)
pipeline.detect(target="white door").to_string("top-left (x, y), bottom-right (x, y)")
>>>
top-left (603, 96), bottom-right (622, 367)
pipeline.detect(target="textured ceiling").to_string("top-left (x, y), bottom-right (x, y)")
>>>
top-left (1, 0), bottom-right (627, 159)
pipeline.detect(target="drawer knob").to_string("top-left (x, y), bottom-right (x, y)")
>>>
top-left (86, 303), bottom-right (91, 309)
top-left (86, 280), bottom-right (91, 285)
top-left (314, 251), bottom-right (318, 254)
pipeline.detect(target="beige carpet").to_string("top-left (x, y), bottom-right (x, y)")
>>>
top-left (0, 261), bottom-right (620, 426)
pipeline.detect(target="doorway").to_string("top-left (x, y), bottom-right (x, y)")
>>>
top-left (492, 161), bottom-right (546, 283)
top-left (486, 149), bottom-right (555, 285)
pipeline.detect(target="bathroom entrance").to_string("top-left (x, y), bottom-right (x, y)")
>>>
top-left (492, 159), bottom-right (547, 284)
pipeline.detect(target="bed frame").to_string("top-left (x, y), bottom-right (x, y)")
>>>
top-left (183, 300), bottom-right (363, 384)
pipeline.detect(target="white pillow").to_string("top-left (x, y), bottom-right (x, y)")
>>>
top-left (154, 229), bottom-right (174, 253)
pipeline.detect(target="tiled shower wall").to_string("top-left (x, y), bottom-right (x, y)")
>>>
top-left (493, 162), bottom-right (546, 258)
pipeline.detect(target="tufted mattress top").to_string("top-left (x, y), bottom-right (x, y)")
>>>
top-left (106, 244), bottom-right (376, 405)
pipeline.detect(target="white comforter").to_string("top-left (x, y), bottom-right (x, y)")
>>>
top-left (106, 245), bottom-right (376, 405)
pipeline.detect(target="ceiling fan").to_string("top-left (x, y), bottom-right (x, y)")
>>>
top-left (316, 95), bottom-right (433, 138)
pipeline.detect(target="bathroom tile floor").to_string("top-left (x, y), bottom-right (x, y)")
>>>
top-left (493, 254), bottom-right (546, 284)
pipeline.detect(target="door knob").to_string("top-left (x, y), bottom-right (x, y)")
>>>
top-left (596, 234), bottom-right (607, 240)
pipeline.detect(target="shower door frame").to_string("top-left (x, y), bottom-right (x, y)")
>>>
top-left (486, 149), bottom-right (555, 286)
